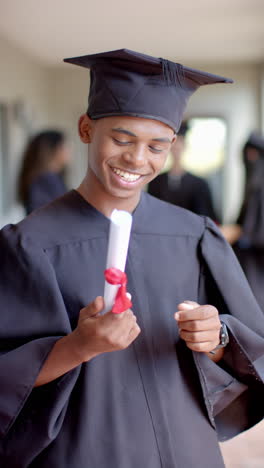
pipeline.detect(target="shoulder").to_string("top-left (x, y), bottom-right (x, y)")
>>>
top-left (184, 172), bottom-right (210, 188)
top-left (1, 191), bottom-right (108, 250)
top-left (136, 192), bottom-right (207, 238)
top-left (30, 171), bottom-right (61, 188)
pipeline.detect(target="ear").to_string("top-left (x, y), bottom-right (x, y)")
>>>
top-left (78, 114), bottom-right (94, 143)
top-left (171, 134), bottom-right (177, 146)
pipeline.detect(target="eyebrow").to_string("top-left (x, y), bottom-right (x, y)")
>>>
top-left (152, 137), bottom-right (172, 143)
top-left (112, 128), bottom-right (137, 137)
top-left (112, 128), bottom-right (173, 143)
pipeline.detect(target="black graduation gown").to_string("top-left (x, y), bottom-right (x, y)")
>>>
top-left (25, 171), bottom-right (67, 215)
top-left (148, 171), bottom-right (217, 220)
top-left (0, 191), bottom-right (263, 468)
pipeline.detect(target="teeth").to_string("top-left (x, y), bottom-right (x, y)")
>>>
top-left (112, 167), bottom-right (141, 182)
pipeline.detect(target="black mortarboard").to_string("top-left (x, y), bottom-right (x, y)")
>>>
top-left (64, 49), bottom-right (233, 133)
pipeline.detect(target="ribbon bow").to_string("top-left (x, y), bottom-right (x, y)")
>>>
top-left (104, 268), bottom-right (132, 314)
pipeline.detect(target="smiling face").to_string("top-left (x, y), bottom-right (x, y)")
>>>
top-left (78, 115), bottom-right (175, 214)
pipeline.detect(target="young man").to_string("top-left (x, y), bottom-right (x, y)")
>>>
top-left (0, 49), bottom-right (263, 468)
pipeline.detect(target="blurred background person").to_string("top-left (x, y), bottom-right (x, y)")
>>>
top-left (148, 122), bottom-right (217, 221)
top-left (17, 130), bottom-right (71, 215)
top-left (221, 132), bottom-right (264, 311)
top-left (236, 133), bottom-right (264, 229)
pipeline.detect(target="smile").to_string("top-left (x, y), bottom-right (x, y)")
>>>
top-left (111, 167), bottom-right (141, 182)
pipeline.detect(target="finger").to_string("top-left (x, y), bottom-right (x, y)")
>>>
top-left (185, 340), bottom-right (220, 353)
top-left (117, 313), bottom-right (139, 343)
top-left (117, 310), bottom-right (137, 330)
top-left (109, 317), bottom-right (140, 348)
top-left (178, 316), bottom-right (221, 332)
top-left (104, 310), bottom-right (137, 339)
top-left (179, 329), bottom-right (220, 343)
top-left (128, 323), bottom-right (141, 342)
top-left (175, 305), bottom-right (218, 322)
top-left (175, 301), bottom-right (198, 320)
top-left (94, 296), bottom-right (105, 313)
top-left (80, 296), bottom-right (105, 318)
top-left (178, 301), bottom-right (199, 310)
top-left (109, 308), bottom-right (134, 322)
top-left (115, 324), bottom-right (141, 350)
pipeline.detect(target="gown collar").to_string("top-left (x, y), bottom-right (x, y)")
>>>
top-left (71, 188), bottom-right (147, 233)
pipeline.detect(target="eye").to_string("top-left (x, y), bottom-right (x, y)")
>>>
top-left (149, 146), bottom-right (164, 154)
top-left (112, 137), bottom-right (131, 146)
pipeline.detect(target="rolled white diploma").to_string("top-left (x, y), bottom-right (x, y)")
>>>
top-left (103, 209), bottom-right (133, 314)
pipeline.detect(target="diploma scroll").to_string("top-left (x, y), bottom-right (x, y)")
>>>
top-left (103, 209), bottom-right (132, 314)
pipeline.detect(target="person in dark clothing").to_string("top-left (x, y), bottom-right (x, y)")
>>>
top-left (148, 122), bottom-right (217, 220)
top-left (17, 130), bottom-right (71, 214)
top-left (0, 49), bottom-right (264, 468)
top-left (236, 132), bottom-right (264, 228)
top-left (231, 133), bottom-right (264, 312)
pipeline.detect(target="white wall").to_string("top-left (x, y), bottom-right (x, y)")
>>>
top-left (0, 36), bottom-right (53, 126)
top-left (0, 36), bottom-right (263, 226)
top-left (48, 66), bottom-right (89, 188)
top-left (0, 36), bottom-right (54, 227)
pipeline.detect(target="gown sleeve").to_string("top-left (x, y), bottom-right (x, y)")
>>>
top-left (0, 225), bottom-right (80, 462)
top-left (194, 216), bottom-right (264, 441)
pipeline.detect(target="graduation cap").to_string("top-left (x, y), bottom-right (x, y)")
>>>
top-left (64, 49), bottom-right (233, 133)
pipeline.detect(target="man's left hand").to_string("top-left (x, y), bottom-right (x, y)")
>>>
top-left (175, 301), bottom-right (221, 354)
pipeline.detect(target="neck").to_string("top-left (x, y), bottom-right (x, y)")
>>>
top-left (77, 173), bottom-right (141, 218)
top-left (170, 163), bottom-right (184, 176)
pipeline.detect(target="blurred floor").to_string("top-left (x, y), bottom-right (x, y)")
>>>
top-left (220, 420), bottom-right (264, 468)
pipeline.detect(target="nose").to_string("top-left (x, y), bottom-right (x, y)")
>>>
top-left (122, 144), bottom-right (147, 169)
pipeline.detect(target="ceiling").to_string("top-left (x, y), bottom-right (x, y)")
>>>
top-left (0, 0), bottom-right (264, 67)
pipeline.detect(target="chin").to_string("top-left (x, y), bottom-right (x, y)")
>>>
top-left (106, 184), bottom-right (141, 200)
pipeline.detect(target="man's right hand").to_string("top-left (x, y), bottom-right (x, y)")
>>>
top-left (34, 296), bottom-right (140, 387)
top-left (71, 296), bottom-right (141, 363)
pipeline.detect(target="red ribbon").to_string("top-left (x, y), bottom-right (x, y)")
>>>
top-left (104, 268), bottom-right (132, 314)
